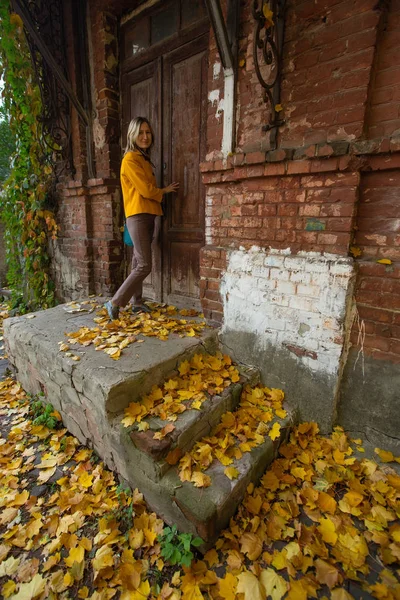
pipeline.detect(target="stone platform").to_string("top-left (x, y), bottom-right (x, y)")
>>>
top-left (4, 300), bottom-right (293, 546)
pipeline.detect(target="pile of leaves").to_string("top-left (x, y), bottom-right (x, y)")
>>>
top-left (122, 352), bottom-right (239, 430)
top-left (0, 334), bottom-right (399, 598)
top-left (62, 304), bottom-right (207, 361)
top-left (176, 385), bottom-right (288, 489)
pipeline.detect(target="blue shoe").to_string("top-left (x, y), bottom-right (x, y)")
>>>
top-left (105, 300), bottom-right (119, 320)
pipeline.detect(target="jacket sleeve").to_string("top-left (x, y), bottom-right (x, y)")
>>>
top-left (122, 155), bottom-right (164, 203)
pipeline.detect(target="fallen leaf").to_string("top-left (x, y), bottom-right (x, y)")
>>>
top-left (11, 574), bottom-right (45, 600)
top-left (224, 466), bottom-right (239, 480)
top-left (237, 570), bottom-right (265, 600)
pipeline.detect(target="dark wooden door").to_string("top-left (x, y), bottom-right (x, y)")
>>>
top-left (121, 29), bottom-right (207, 307)
top-left (162, 37), bottom-right (208, 309)
top-left (122, 59), bottom-right (162, 301)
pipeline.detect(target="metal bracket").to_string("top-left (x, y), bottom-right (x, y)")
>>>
top-left (252, 0), bottom-right (287, 149)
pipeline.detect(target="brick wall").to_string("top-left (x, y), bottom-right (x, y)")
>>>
top-left (234, 0), bottom-right (382, 153)
top-left (51, 0), bottom-right (124, 299)
top-left (367, 0), bottom-right (400, 138)
top-left (350, 170), bottom-right (400, 363)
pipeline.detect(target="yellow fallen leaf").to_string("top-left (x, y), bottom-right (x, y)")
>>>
top-left (237, 570), bottom-right (265, 600)
top-left (318, 517), bottom-right (338, 545)
top-left (78, 472), bottom-right (93, 488)
top-left (218, 572), bottom-right (237, 599)
top-left (331, 588), bottom-right (355, 600)
top-left (269, 422), bottom-right (281, 441)
top-left (11, 574), bottom-right (45, 600)
top-left (349, 246), bottom-right (362, 258)
top-left (63, 572), bottom-right (74, 587)
top-left (318, 491), bottom-right (337, 515)
top-left (137, 421), bottom-right (149, 432)
top-left (240, 533), bottom-right (263, 561)
top-left (374, 447), bottom-right (399, 463)
top-left (377, 258), bottom-right (392, 265)
top-left (37, 466), bottom-right (57, 483)
top-left (191, 471), bottom-right (211, 488)
top-left (0, 556), bottom-right (20, 577)
top-left (65, 545), bottom-right (85, 567)
top-left (93, 545), bottom-right (114, 571)
top-left (2, 580), bottom-right (17, 598)
top-left (260, 568), bottom-right (287, 600)
top-left (224, 466), bottom-right (239, 480)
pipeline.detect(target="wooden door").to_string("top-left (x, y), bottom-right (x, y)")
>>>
top-left (162, 36), bottom-right (208, 309)
top-left (122, 59), bottom-right (162, 301)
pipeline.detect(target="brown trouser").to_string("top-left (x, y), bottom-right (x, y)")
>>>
top-left (112, 213), bottom-right (155, 307)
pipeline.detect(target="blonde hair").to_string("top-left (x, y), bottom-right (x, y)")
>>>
top-left (124, 117), bottom-right (154, 155)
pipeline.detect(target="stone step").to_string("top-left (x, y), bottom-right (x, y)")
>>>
top-left (115, 400), bottom-right (294, 549)
top-left (4, 300), bottom-right (295, 547)
top-left (3, 300), bottom-right (219, 469)
top-left (110, 364), bottom-right (259, 485)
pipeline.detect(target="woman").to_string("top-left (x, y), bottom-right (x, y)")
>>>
top-left (105, 117), bottom-right (178, 320)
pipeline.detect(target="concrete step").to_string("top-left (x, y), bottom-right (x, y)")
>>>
top-left (110, 362), bottom-right (259, 482)
top-left (4, 300), bottom-right (295, 547)
top-left (3, 300), bottom-right (219, 469)
top-left (111, 357), bottom-right (294, 547)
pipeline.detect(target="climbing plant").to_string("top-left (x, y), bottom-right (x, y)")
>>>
top-left (0, 3), bottom-right (57, 310)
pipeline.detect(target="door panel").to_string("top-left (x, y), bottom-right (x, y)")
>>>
top-left (122, 60), bottom-right (162, 300)
top-left (162, 36), bottom-right (208, 308)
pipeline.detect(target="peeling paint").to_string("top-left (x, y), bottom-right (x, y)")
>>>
top-left (221, 246), bottom-right (355, 376)
top-left (93, 118), bottom-right (106, 149)
top-left (213, 61), bottom-right (221, 80)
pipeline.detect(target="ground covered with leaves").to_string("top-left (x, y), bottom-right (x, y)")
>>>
top-left (0, 307), bottom-right (399, 599)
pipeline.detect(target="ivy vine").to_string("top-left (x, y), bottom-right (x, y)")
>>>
top-left (0, 3), bottom-right (57, 310)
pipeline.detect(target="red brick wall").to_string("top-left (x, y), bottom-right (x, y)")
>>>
top-left (52, 1), bottom-right (124, 299)
top-left (350, 170), bottom-right (400, 363)
top-left (201, 0), bottom-right (400, 353)
top-left (367, 0), bottom-right (400, 138)
top-left (235, 0), bottom-right (382, 153)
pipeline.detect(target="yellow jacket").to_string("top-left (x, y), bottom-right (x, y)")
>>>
top-left (121, 150), bottom-right (163, 217)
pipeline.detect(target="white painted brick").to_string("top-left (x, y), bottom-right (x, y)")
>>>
top-left (276, 280), bottom-right (296, 295)
top-left (257, 277), bottom-right (276, 292)
top-left (289, 295), bottom-right (316, 312)
top-left (221, 247), bottom-right (353, 377)
top-left (270, 294), bottom-right (290, 307)
top-left (304, 260), bottom-right (330, 273)
top-left (290, 271), bottom-right (311, 284)
top-left (297, 284), bottom-right (320, 297)
top-left (264, 255), bottom-right (285, 268)
top-left (252, 265), bottom-right (270, 278)
top-left (284, 257), bottom-right (305, 270)
top-left (311, 274), bottom-right (329, 287)
top-left (270, 268), bottom-right (290, 281)
top-left (298, 250), bottom-right (324, 258)
top-left (271, 319), bottom-right (286, 331)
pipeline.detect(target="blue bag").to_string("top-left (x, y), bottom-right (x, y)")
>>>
top-left (123, 223), bottom-right (133, 246)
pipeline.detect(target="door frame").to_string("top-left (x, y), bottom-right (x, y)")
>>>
top-left (119, 6), bottom-right (209, 305)
top-left (162, 35), bottom-right (208, 308)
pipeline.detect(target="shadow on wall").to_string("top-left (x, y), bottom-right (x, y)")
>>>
top-left (220, 329), bottom-right (338, 435)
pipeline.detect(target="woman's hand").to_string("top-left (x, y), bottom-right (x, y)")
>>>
top-left (163, 182), bottom-right (179, 194)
